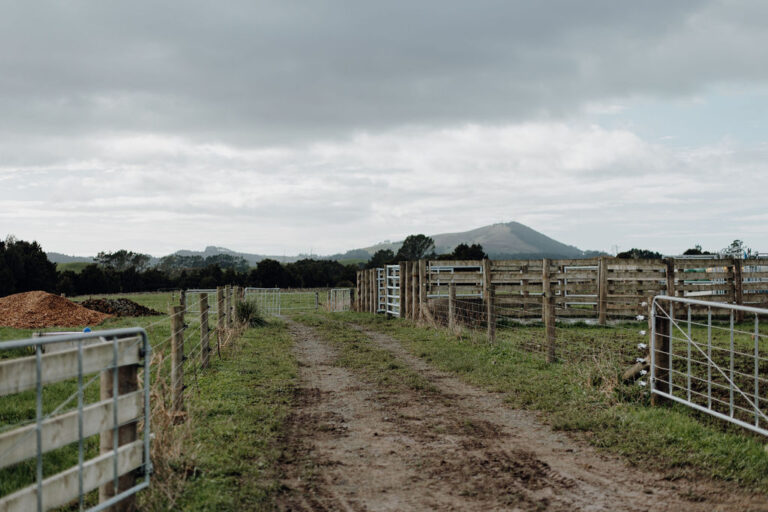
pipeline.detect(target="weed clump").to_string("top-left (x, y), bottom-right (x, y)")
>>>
top-left (237, 300), bottom-right (267, 327)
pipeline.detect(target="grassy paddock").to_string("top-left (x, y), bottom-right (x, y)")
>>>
top-left (0, 291), bottom-right (279, 508)
top-left (149, 321), bottom-right (297, 511)
top-left (312, 311), bottom-right (768, 492)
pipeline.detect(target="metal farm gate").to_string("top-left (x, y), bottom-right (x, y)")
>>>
top-left (377, 268), bottom-right (386, 313)
top-left (650, 295), bottom-right (768, 435)
top-left (0, 328), bottom-right (152, 511)
top-left (385, 265), bottom-right (401, 317)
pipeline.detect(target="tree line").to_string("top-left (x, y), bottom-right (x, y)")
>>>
top-left (0, 236), bottom-right (358, 297)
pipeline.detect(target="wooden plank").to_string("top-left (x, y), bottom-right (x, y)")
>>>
top-left (674, 272), bottom-right (732, 281)
top-left (674, 259), bottom-right (731, 268)
top-left (742, 282), bottom-right (768, 291)
top-left (0, 391), bottom-right (142, 470)
top-left (554, 258), bottom-right (600, 267)
top-left (743, 272), bottom-right (768, 279)
top-left (430, 274), bottom-right (483, 284)
top-left (428, 260), bottom-right (483, 268)
top-left (0, 337), bottom-right (142, 397)
top-left (677, 283), bottom-right (732, 292)
top-left (0, 439), bottom-right (144, 512)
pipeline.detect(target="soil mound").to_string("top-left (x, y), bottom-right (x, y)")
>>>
top-left (80, 298), bottom-right (162, 317)
top-left (0, 291), bottom-right (112, 329)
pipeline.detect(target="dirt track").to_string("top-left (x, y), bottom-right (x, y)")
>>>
top-left (278, 321), bottom-right (768, 511)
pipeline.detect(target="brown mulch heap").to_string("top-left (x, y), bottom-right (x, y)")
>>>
top-left (79, 298), bottom-right (162, 317)
top-left (0, 291), bottom-right (112, 329)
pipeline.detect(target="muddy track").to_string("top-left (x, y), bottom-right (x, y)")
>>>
top-left (277, 320), bottom-right (768, 511)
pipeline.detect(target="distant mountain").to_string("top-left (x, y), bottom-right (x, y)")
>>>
top-left (361, 222), bottom-right (588, 259)
top-left (46, 252), bottom-right (94, 264)
top-left (45, 222), bottom-right (596, 268)
top-left (172, 246), bottom-right (304, 265)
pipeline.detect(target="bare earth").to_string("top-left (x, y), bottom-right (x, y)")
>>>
top-left (277, 321), bottom-right (768, 512)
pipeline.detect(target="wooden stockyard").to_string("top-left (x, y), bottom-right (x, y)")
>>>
top-left (355, 257), bottom-right (768, 322)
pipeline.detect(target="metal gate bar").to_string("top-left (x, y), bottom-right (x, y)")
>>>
top-left (651, 295), bottom-right (768, 436)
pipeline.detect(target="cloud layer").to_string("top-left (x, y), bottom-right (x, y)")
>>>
top-left (1, 1), bottom-right (767, 256)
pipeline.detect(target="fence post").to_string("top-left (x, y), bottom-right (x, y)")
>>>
top-left (486, 284), bottom-right (496, 342)
top-left (315, 291), bottom-right (319, 311)
top-left (371, 269), bottom-right (377, 313)
top-left (170, 305), bottom-right (185, 413)
top-left (411, 262), bottom-right (418, 320)
top-left (542, 258), bottom-right (556, 363)
top-left (233, 286), bottom-right (241, 326)
top-left (397, 261), bottom-right (407, 318)
top-left (179, 289), bottom-right (186, 325)
top-left (598, 256), bottom-right (608, 325)
top-left (225, 285), bottom-right (233, 328)
top-left (665, 258), bottom-right (676, 321)
top-left (418, 259), bottom-right (427, 321)
top-left (200, 294), bottom-right (210, 369)
top-left (99, 340), bottom-right (138, 510)
top-left (651, 299), bottom-right (670, 405)
top-left (216, 287), bottom-right (224, 357)
top-left (449, 281), bottom-right (457, 330)
top-left (733, 259), bottom-right (744, 323)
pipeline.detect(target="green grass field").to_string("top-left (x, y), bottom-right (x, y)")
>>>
top-left (0, 290), bottom-right (297, 509)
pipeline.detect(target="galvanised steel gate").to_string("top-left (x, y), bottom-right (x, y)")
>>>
top-left (377, 268), bottom-right (386, 314)
top-left (0, 328), bottom-right (152, 511)
top-left (650, 295), bottom-right (768, 436)
top-left (385, 265), bottom-right (401, 317)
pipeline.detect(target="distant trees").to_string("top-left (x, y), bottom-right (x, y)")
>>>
top-left (616, 248), bottom-right (663, 260)
top-left (366, 249), bottom-right (395, 269)
top-left (439, 243), bottom-right (486, 260)
top-left (683, 244), bottom-right (713, 256)
top-left (95, 250), bottom-right (151, 272)
top-left (395, 235), bottom-right (435, 261)
top-left (0, 236), bottom-right (57, 296)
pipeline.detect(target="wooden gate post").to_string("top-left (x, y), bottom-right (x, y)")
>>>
top-left (170, 305), bottom-right (185, 413)
top-left (665, 258), bottom-right (676, 319)
top-left (200, 294), bottom-right (210, 369)
top-left (225, 285), bottom-right (233, 328)
top-left (411, 262), bottom-right (418, 320)
top-left (397, 261), bottom-right (408, 318)
top-left (542, 259), bottom-right (556, 363)
top-left (733, 259), bottom-right (744, 323)
top-left (486, 284), bottom-right (496, 342)
top-left (418, 259), bottom-right (427, 321)
top-left (449, 282), bottom-right (457, 330)
top-left (216, 286), bottom-right (224, 357)
top-left (99, 341), bottom-right (138, 510)
top-left (651, 299), bottom-right (671, 405)
top-left (598, 256), bottom-right (608, 325)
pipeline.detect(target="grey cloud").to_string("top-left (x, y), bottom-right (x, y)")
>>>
top-left (1, 1), bottom-right (758, 144)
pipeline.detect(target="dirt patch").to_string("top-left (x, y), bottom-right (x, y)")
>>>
top-left (278, 319), bottom-right (768, 511)
top-left (0, 291), bottom-right (112, 328)
top-left (79, 298), bottom-right (162, 317)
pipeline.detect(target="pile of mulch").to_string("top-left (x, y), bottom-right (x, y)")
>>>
top-left (0, 291), bottom-right (112, 328)
top-left (79, 298), bottom-right (162, 317)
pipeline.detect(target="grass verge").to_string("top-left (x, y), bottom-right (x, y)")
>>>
top-left (147, 320), bottom-right (297, 511)
top-left (324, 311), bottom-right (768, 493)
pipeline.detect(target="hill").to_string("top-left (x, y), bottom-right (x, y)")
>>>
top-left (362, 222), bottom-right (587, 259)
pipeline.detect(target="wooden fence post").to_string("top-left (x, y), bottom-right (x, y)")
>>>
top-left (170, 305), bottom-right (185, 413)
top-left (372, 269), bottom-right (377, 313)
top-left (99, 341), bottom-right (138, 510)
top-left (542, 259), bottom-right (556, 363)
top-left (418, 259), bottom-right (427, 321)
top-left (411, 262), bottom-right (418, 320)
top-left (449, 281), bottom-right (457, 330)
top-left (598, 256), bottom-right (608, 325)
top-left (179, 289), bottom-right (186, 325)
top-left (216, 286), bottom-right (224, 357)
top-left (733, 259), bottom-right (744, 323)
top-left (200, 294), bottom-right (210, 369)
top-left (232, 286), bottom-right (241, 326)
top-left (397, 261), bottom-right (408, 318)
top-left (665, 258), bottom-right (676, 320)
top-left (651, 299), bottom-right (670, 406)
top-left (486, 284), bottom-right (496, 342)
top-left (225, 285), bottom-right (233, 328)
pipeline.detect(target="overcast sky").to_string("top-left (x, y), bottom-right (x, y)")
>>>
top-left (2, 1), bottom-right (767, 257)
